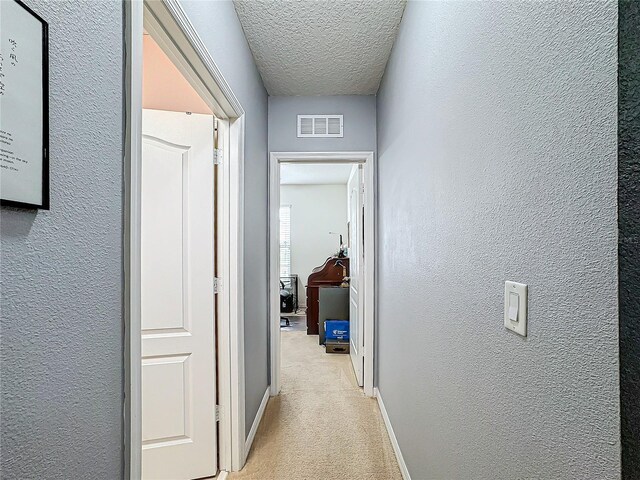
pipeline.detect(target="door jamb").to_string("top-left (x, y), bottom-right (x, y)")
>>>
top-left (268, 151), bottom-right (376, 398)
top-left (124, 1), bottom-right (246, 476)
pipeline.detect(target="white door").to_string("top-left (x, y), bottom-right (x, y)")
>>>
top-left (141, 109), bottom-right (217, 480)
top-left (348, 165), bottom-right (364, 386)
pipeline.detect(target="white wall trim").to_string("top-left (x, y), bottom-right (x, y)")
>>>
top-left (228, 115), bottom-right (246, 472)
top-left (244, 386), bottom-right (270, 464)
top-left (375, 388), bottom-right (411, 480)
top-left (126, 1), bottom-right (245, 476)
top-left (124, 2), bottom-right (144, 479)
top-left (269, 155), bottom-right (282, 396)
top-left (269, 151), bottom-right (376, 397)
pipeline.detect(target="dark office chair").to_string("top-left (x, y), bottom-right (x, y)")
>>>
top-left (280, 280), bottom-right (293, 327)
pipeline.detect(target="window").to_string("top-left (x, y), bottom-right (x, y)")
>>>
top-left (279, 205), bottom-right (291, 277)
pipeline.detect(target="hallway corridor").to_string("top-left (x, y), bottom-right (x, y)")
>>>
top-left (230, 326), bottom-right (401, 480)
top-left (0, 1), bottom-right (632, 479)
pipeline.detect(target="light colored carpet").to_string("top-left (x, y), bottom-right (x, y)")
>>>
top-left (229, 330), bottom-right (402, 480)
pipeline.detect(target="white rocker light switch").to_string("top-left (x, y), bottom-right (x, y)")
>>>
top-left (504, 281), bottom-right (527, 337)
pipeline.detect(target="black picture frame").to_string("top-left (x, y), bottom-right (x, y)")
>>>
top-left (0, 0), bottom-right (49, 210)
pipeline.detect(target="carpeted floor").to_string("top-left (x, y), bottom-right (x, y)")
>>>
top-left (228, 326), bottom-right (402, 480)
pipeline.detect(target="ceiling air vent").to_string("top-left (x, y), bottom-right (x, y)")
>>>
top-left (297, 115), bottom-right (343, 138)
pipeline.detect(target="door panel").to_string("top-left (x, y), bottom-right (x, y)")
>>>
top-left (141, 109), bottom-right (217, 480)
top-left (142, 355), bottom-right (190, 443)
top-left (348, 165), bottom-right (364, 386)
top-left (141, 139), bottom-right (187, 332)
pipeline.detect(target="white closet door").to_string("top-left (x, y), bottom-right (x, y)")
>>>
top-left (141, 109), bottom-right (217, 480)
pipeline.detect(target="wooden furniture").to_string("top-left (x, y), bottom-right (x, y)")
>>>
top-left (306, 257), bottom-right (349, 335)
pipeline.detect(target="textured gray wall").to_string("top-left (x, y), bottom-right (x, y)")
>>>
top-left (180, 0), bottom-right (269, 437)
top-left (376, 2), bottom-right (620, 478)
top-left (0, 1), bottom-right (124, 478)
top-left (269, 95), bottom-right (376, 153)
top-left (618, 1), bottom-right (640, 478)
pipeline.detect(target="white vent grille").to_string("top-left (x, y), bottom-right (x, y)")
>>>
top-left (297, 115), bottom-right (343, 138)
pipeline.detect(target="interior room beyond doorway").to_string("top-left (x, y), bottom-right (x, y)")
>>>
top-left (277, 160), bottom-right (366, 390)
top-left (269, 151), bottom-right (376, 398)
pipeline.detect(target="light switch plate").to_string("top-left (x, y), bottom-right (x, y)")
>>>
top-left (504, 281), bottom-right (527, 337)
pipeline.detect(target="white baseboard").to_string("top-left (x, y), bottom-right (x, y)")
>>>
top-left (217, 470), bottom-right (229, 480)
top-left (375, 387), bottom-right (411, 480)
top-left (243, 386), bottom-right (270, 464)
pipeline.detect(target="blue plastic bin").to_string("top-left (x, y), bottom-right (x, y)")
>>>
top-left (324, 320), bottom-right (349, 341)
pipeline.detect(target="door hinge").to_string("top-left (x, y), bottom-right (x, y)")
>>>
top-left (360, 184), bottom-right (365, 195)
top-left (213, 148), bottom-right (223, 165)
top-left (215, 405), bottom-right (221, 422)
top-left (214, 277), bottom-right (222, 294)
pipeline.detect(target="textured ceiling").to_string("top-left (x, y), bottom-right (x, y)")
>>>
top-left (280, 163), bottom-right (353, 185)
top-left (233, 0), bottom-right (406, 96)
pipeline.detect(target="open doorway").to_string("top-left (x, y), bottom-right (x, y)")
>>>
top-left (269, 152), bottom-right (376, 399)
top-left (140, 31), bottom-right (219, 480)
top-left (126, 1), bottom-right (247, 477)
top-left (278, 162), bottom-right (364, 382)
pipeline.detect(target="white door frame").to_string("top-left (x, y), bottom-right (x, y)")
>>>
top-left (269, 151), bottom-right (376, 398)
top-left (125, 1), bottom-right (246, 477)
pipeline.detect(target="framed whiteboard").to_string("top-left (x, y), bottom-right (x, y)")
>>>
top-left (0, 0), bottom-right (49, 209)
